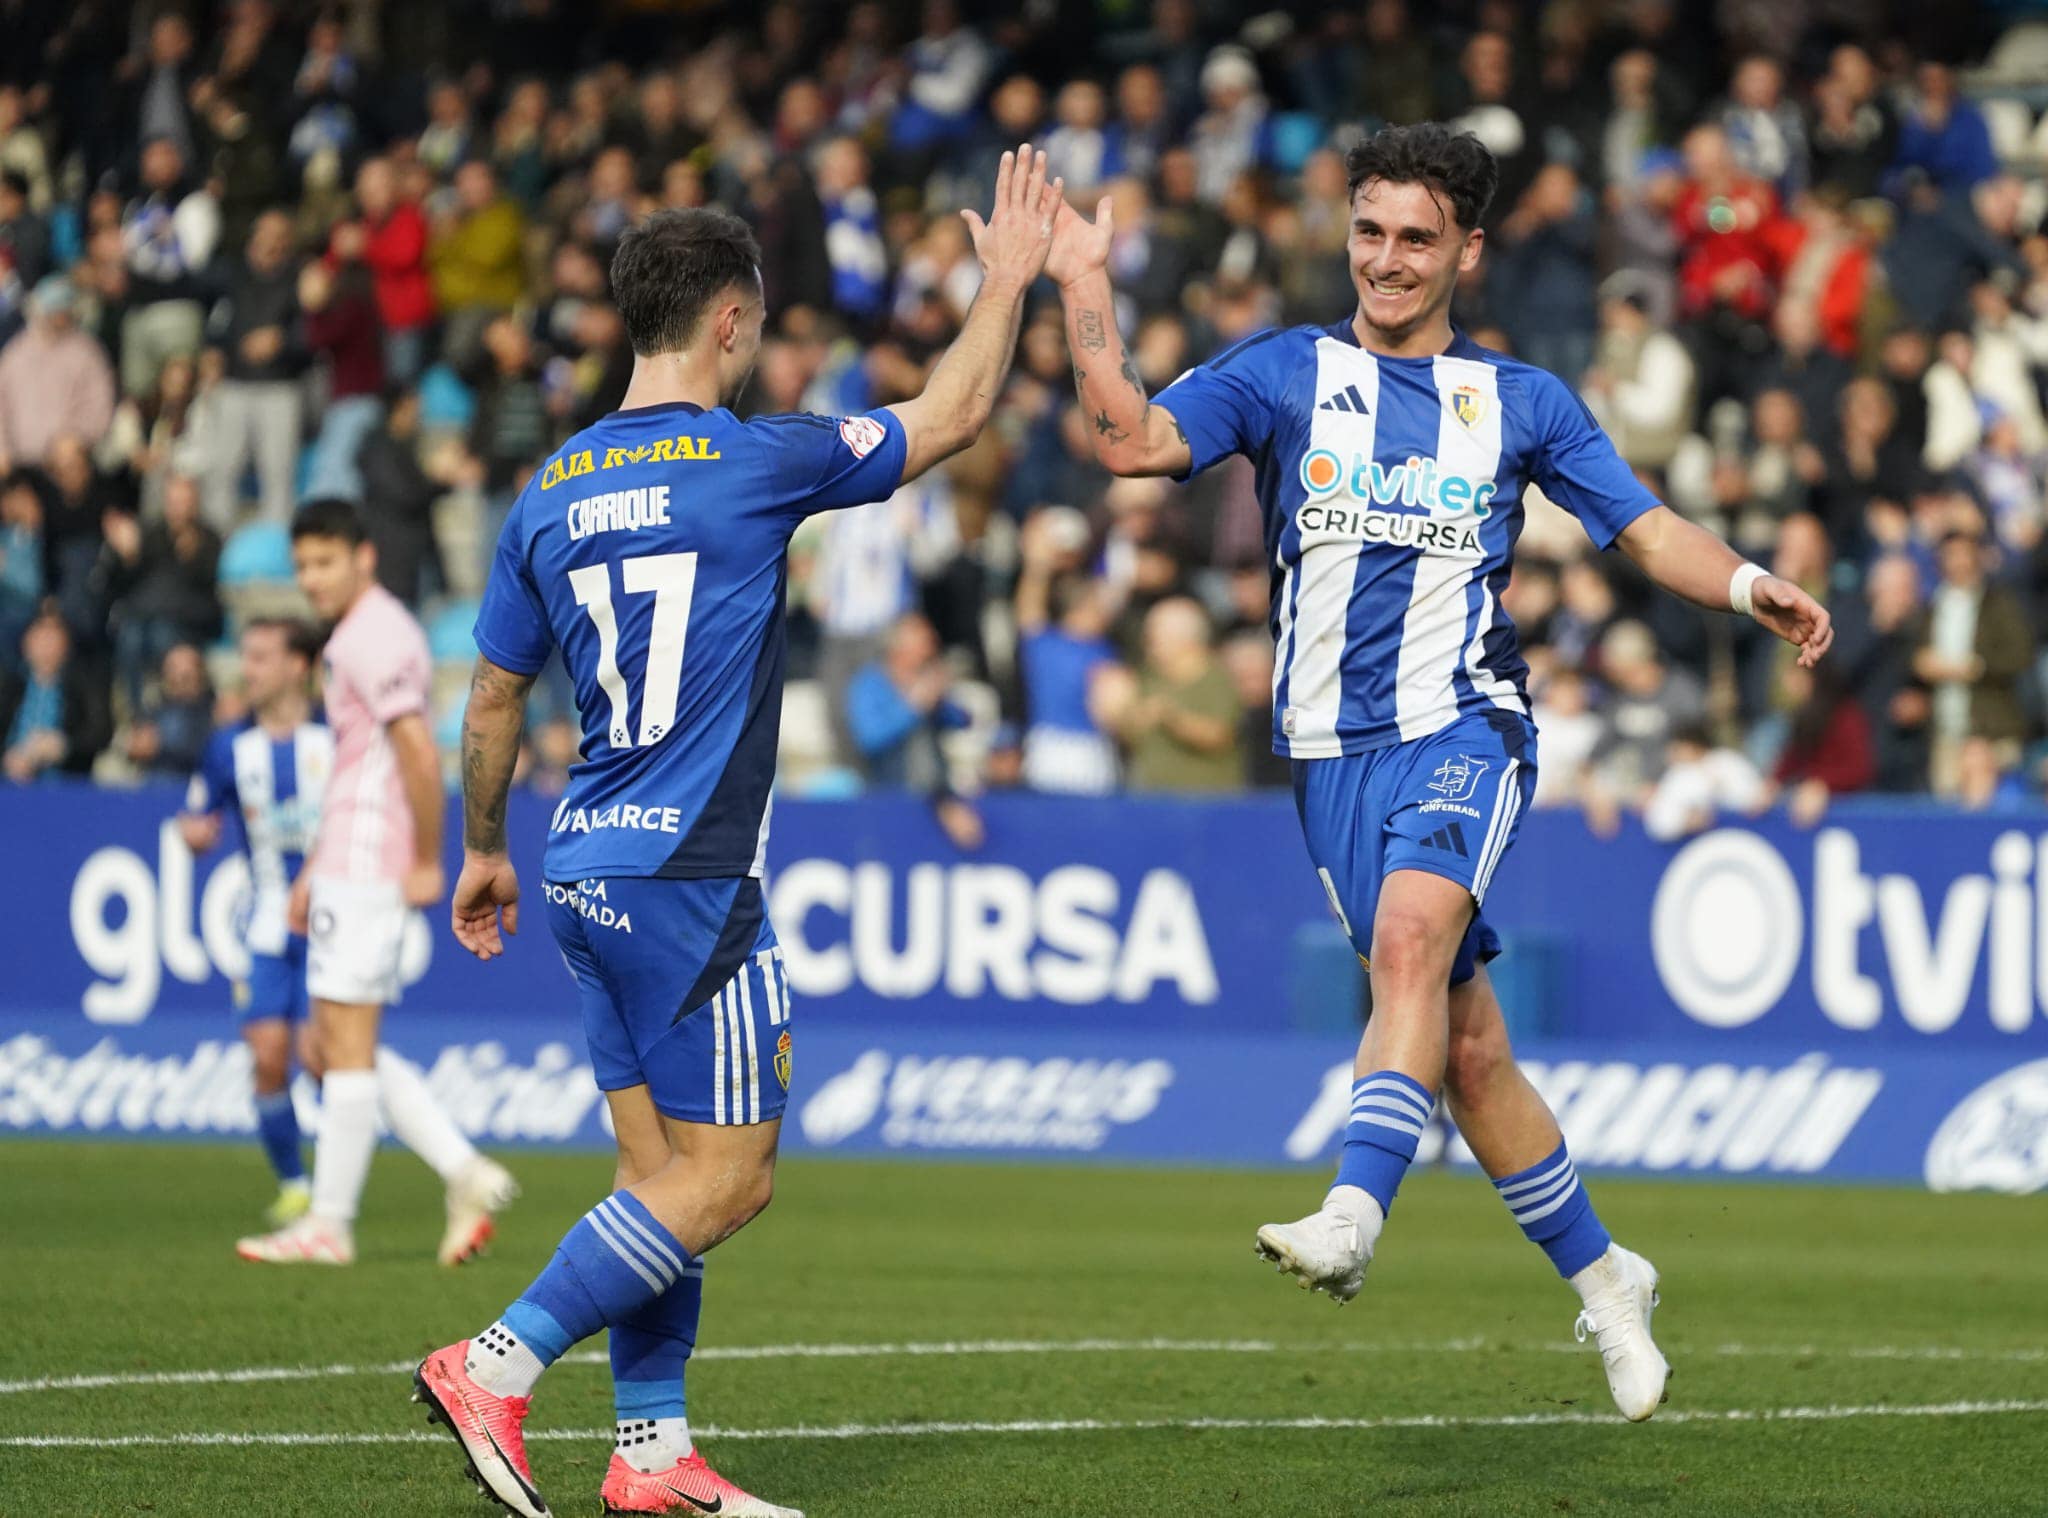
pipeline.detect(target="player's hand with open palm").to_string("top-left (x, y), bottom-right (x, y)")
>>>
top-left (1752, 575), bottom-right (1834, 669)
top-left (960, 143), bottom-right (1062, 293)
top-left (1046, 190), bottom-right (1113, 291)
top-left (451, 852), bottom-right (520, 961)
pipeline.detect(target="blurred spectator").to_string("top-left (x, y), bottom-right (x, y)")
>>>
top-left (1350, 0), bottom-right (1435, 129)
top-left (1589, 619), bottom-right (1707, 803)
top-left (1445, 31), bottom-right (1536, 222)
top-left (1530, 665), bottom-right (1601, 807)
top-left (429, 161), bottom-right (527, 364)
top-left (1582, 276), bottom-right (1693, 470)
top-left (119, 136), bottom-right (219, 398)
top-left (417, 78), bottom-right (474, 178)
top-left (1895, 62), bottom-right (1998, 196)
top-left (1819, 377), bottom-right (1922, 560)
top-left (1808, 44), bottom-right (1894, 200)
top-left (1719, 55), bottom-right (1807, 197)
top-left (1956, 734), bottom-right (2037, 812)
top-left (846, 611), bottom-right (970, 792)
top-left (0, 468), bottom-right (41, 663)
top-left (1750, 301), bottom-right (1854, 447)
top-left (1015, 507), bottom-right (1120, 795)
top-left (0, 169), bottom-right (49, 333)
top-left (1219, 629), bottom-right (1288, 789)
top-left (103, 473), bottom-right (221, 713)
top-left (1836, 553), bottom-right (1931, 792)
top-left (356, 387), bottom-right (448, 607)
top-left (122, 13), bottom-right (200, 168)
top-left (0, 89), bottom-right (51, 214)
top-left (1642, 719), bottom-right (1767, 842)
top-left (1190, 47), bottom-right (1271, 206)
top-left (344, 156), bottom-right (434, 383)
top-left (1494, 163), bottom-right (1597, 382)
top-left (0, 610), bottom-right (109, 780)
top-left (121, 640), bottom-right (210, 777)
top-left (44, 434), bottom-right (122, 639)
top-left (1966, 406), bottom-right (2048, 557)
top-left (204, 210), bottom-right (304, 525)
top-left (1914, 529), bottom-right (2031, 797)
top-left (815, 137), bottom-right (887, 330)
top-left (0, 276), bottom-right (115, 472)
top-left (1045, 80), bottom-right (1109, 194)
top-left (1673, 123), bottom-right (1785, 406)
top-left (299, 252), bottom-right (383, 503)
top-left (1097, 596), bottom-right (1242, 792)
top-left (1768, 662), bottom-right (1875, 823)
top-left (463, 315), bottom-right (548, 541)
top-left (1104, 65), bottom-right (1173, 183)
top-left (887, 0), bottom-right (993, 173)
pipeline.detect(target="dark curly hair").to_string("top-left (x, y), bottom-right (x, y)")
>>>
top-left (1344, 123), bottom-right (1500, 232)
top-left (611, 207), bottom-right (764, 357)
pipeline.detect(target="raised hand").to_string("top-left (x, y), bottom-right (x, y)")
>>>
top-left (1046, 192), bottom-right (1113, 291)
top-left (1752, 576), bottom-right (1835, 669)
top-left (960, 143), bottom-right (1062, 292)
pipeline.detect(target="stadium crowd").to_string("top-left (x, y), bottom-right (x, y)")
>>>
top-left (1, 0), bottom-right (2045, 838)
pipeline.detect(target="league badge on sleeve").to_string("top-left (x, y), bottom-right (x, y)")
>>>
top-left (838, 415), bottom-right (886, 459)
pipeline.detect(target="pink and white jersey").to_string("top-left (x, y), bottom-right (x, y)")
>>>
top-left (310, 582), bottom-right (433, 883)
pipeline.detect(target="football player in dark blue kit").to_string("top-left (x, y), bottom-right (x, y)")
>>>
top-left (413, 147), bottom-right (1066, 1518)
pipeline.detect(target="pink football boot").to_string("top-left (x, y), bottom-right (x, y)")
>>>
top-left (413, 1341), bottom-right (550, 1517)
top-left (600, 1451), bottom-right (804, 1517)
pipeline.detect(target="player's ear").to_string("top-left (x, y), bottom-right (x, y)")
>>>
top-left (1460, 227), bottom-right (1485, 273)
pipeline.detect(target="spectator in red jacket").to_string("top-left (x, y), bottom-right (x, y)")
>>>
top-left (337, 156), bottom-right (433, 382)
top-left (1673, 121), bottom-right (1788, 406)
top-left (300, 253), bottom-right (384, 503)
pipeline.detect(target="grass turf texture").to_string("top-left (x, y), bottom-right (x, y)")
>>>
top-left (2, 1141), bottom-right (2044, 1517)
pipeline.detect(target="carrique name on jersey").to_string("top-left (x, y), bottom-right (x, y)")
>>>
top-left (539, 434), bottom-right (721, 489)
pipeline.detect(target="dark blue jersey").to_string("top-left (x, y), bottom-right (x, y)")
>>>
top-left (474, 402), bottom-right (907, 881)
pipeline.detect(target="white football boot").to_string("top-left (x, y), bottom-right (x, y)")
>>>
top-left (1253, 1185), bottom-right (1383, 1305)
top-left (235, 1214), bottom-right (355, 1265)
top-left (440, 1156), bottom-right (519, 1267)
top-left (1570, 1243), bottom-right (1670, 1420)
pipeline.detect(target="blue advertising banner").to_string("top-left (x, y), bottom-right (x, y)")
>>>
top-left (3, 784), bottom-right (2046, 1192)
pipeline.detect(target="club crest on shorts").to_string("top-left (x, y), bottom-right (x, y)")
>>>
top-left (1428, 754), bottom-right (1490, 803)
top-left (1451, 385), bottom-right (1486, 430)
top-left (775, 1029), bottom-right (793, 1090)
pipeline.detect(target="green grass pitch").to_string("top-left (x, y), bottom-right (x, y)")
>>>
top-left (3, 1139), bottom-right (2044, 1516)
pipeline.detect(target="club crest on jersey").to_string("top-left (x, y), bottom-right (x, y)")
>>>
top-left (1427, 755), bottom-right (1490, 802)
top-left (775, 1030), bottom-right (793, 1090)
top-left (1451, 385), bottom-right (1487, 430)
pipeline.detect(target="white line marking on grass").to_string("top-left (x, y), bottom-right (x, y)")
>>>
top-left (6, 1400), bottom-right (2048, 1449)
top-left (4, 1337), bottom-right (2044, 1398)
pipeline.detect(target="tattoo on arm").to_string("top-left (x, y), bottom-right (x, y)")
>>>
top-left (1168, 412), bottom-right (1188, 446)
top-left (1119, 350), bottom-right (1145, 398)
top-left (1075, 309), bottom-right (1108, 353)
top-left (461, 657), bottom-right (534, 854)
top-left (1093, 409), bottom-right (1130, 444)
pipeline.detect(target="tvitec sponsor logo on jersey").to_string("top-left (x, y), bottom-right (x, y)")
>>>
top-left (1294, 451), bottom-right (1496, 555)
top-left (1286, 1051), bottom-right (1882, 1176)
top-left (1652, 827), bottom-right (2048, 1036)
top-left (796, 1048), bottom-right (1175, 1152)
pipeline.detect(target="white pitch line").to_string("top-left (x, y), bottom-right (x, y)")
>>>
top-left (6, 1400), bottom-right (2048, 1449)
top-left (4, 1336), bottom-right (2045, 1399)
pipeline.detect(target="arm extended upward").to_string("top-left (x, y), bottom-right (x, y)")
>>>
top-left (887, 145), bottom-right (1064, 481)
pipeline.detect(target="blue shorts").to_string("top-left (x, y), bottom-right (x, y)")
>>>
top-left (545, 875), bottom-right (791, 1126)
top-left (1292, 710), bottom-right (1537, 986)
top-left (239, 938), bottom-right (309, 1025)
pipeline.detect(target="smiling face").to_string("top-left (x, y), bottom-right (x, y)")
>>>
top-left (1346, 177), bottom-right (1482, 353)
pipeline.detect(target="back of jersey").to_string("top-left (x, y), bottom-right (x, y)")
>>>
top-left (473, 400), bottom-right (906, 883)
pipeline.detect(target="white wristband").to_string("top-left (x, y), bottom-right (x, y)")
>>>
top-left (1729, 562), bottom-right (1767, 618)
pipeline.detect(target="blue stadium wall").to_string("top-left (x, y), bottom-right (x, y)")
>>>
top-left (3, 787), bottom-right (2045, 1193)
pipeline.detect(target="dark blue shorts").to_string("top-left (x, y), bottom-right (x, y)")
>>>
top-left (1293, 710), bottom-right (1537, 986)
top-left (544, 875), bottom-right (791, 1126)
top-left (239, 938), bottom-right (309, 1025)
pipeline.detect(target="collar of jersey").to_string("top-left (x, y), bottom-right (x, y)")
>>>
top-left (605, 400), bottom-right (708, 420)
top-left (1324, 317), bottom-right (1484, 362)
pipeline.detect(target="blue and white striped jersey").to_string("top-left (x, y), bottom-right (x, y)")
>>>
top-left (187, 721), bottom-right (335, 956)
top-left (1156, 322), bottom-right (1659, 758)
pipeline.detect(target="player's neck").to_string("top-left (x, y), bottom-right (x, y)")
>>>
top-left (1350, 308), bottom-right (1457, 360)
top-left (618, 350), bottom-right (723, 415)
top-left (255, 695), bottom-right (308, 737)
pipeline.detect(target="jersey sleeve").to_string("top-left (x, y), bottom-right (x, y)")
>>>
top-left (1525, 370), bottom-right (1662, 550)
top-left (185, 730), bottom-right (236, 815)
top-left (473, 508), bottom-right (554, 676)
top-left (343, 610), bottom-right (433, 726)
top-left (1153, 331), bottom-right (1286, 480)
top-left (747, 409), bottom-right (909, 524)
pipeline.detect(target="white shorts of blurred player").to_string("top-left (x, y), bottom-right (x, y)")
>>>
top-left (307, 877), bottom-right (409, 1006)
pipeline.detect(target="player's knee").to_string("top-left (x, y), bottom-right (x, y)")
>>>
top-left (1370, 908), bottom-right (1454, 985)
top-left (726, 1163), bottom-right (775, 1231)
top-left (1444, 1024), bottom-right (1509, 1107)
top-left (251, 1050), bottom-right (291, 1093)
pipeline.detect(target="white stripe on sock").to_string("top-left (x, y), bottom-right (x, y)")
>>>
top-left (602, 1196), bottom-right (686, 1280)
top-left (586, 1204), bottom-right (669, 1292)
top-left (1507, 1169), bottom-right (1580, 1220)
top-left (1496, 1152), bottom-right (1574, 1201)
top-left (1353, 1112), bottom-right (1426, 1140)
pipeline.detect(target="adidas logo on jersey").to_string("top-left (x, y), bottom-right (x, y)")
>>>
top-left (1317, 384), bottom-right (1371, 414)
top-left (1419, 823), bottom-right (1469, 856)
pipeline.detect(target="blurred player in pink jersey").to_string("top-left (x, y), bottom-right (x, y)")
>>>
top-left (236, 498), bottom-right (517, 1266)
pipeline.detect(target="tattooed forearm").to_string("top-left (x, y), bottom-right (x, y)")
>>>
top-left (461, 656), bottom-right (535, 854)
top-left (1075, 308), bottom-right (1108, 353)
top-left (1093, 410), bottom-right (1130, 443)
top-left (1168, 411), bottom-right (1188, 446)
top-left (1119, 350), bottom-right (1145, 398)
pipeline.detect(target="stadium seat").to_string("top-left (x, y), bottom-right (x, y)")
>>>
top-left (217, 522), bottom-right (296, 587)
top-left (1981, 97), bottom-right (2036, 166)
top-left (426, 599), bottom-right (484, 663)
top-left (417, 363), bottom-right (476, 431)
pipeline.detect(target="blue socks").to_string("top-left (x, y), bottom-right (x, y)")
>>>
top-left (253, 1088), bottom-right (305, 1184)
top-left (1332, 1070), bottom-right (1434, 1216)
top-left (473, 1192), bottom-right (697, 1399)
top-left (1493, 1140), bottom-right (1612, 1278)
top-left (611, 1255), bottom-right (704, 1421)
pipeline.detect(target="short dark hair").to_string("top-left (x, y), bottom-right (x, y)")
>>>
top-left (610, 208), bottom-right (763, 357)
top-left (245, 616), bottom-right (323, 665)
top-left (1344, 123), bottom-right (1500, 232)
top-left (289, 496), bottom-right (367, 546)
